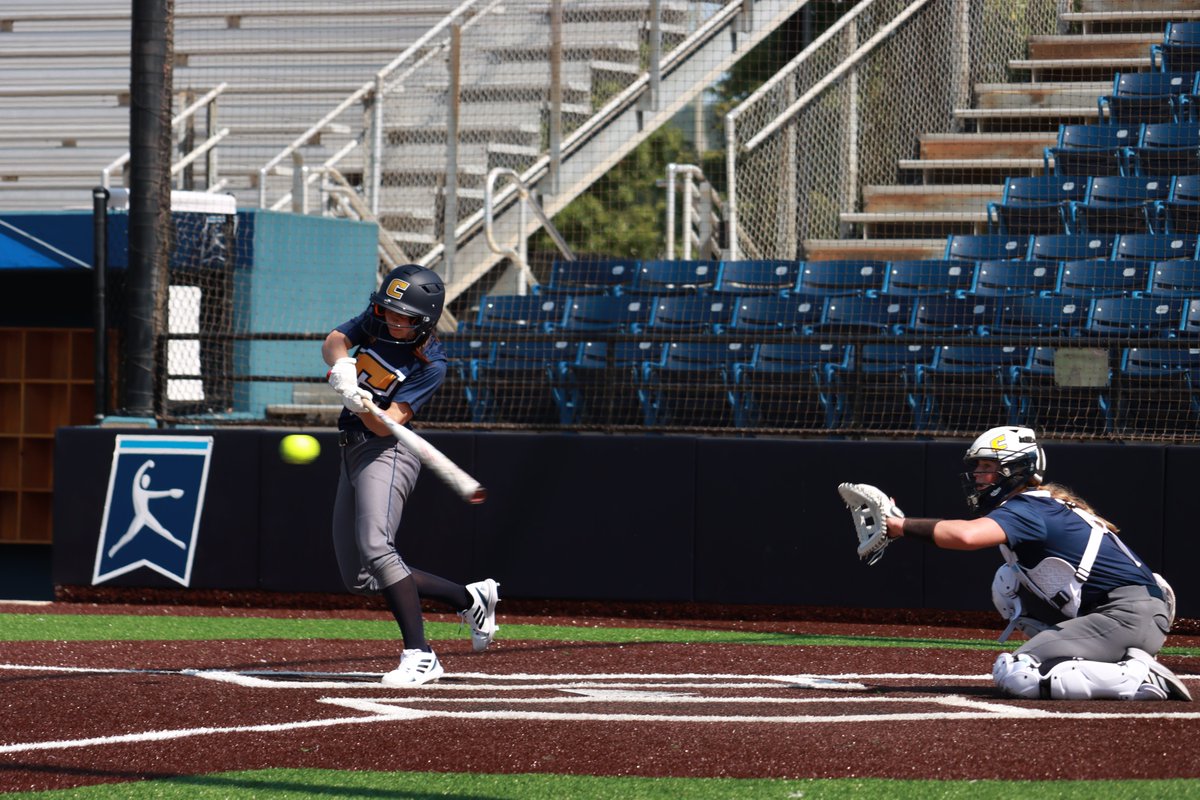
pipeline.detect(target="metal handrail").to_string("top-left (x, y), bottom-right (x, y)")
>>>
top-left (321, 165), bottom-right (412, 271)
top-left (100, 82), bottom-right (228, 188)
top-left (255, 0), bottom-right (489, 209)
top-left (269, 139), bottom-right (362, 212)
top-left (664, 163), bottom-right (704, 260)
top-left (169, 128), bottom-right (229, 177)
top-left (426, 0), bottom-right (747, 294)
top-left (484, 167), bottom-right (575, 295)
top-left (724, 0), bottom-right (933, 260)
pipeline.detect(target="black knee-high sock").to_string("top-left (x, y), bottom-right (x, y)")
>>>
top-left (381, 576), bottom-right (427, 651)
top-left (410, 568), bottom-right (471, 611)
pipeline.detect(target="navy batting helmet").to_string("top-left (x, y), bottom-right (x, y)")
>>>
top-left (361, 264), bottom-right (445, 346)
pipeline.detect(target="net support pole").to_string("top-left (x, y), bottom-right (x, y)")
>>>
top-left (91, 187), bottom-right (109, 422)
top-left (442, 23), bottom-right (462, 285)
top-left (126, 0), bottom-right (173, 417)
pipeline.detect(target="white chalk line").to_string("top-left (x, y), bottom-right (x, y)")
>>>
top-left (3, 664), bottom-right (1199, 756)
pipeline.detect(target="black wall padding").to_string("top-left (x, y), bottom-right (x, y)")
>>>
top-left (51, 428), bottom-right (1195, 619)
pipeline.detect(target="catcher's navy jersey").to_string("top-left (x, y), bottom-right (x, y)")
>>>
top-left (334, 311), bottom-right (447, 433)
top-left (988, 492), bottom-right (1156, 605)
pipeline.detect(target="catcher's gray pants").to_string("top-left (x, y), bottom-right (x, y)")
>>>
top-left (1016, 585), bottom-right (1171, 664)
top-left (332, 435), bottom-right (422, 594)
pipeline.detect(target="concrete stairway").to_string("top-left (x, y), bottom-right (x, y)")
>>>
top-left (803, 0), bottom-right (1193, 262)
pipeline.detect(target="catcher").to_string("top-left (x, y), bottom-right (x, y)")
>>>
top-left (838, 425), bottom-right (1190, 702)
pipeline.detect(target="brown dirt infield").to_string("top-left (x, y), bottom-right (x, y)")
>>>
top-left (2, 602), bottom-right (1199, 793)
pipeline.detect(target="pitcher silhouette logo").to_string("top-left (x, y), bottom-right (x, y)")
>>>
top-left (93, 435), bottom-right (214, 586)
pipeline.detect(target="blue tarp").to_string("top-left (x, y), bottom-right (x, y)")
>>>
top-left (0, 220), bottom-right (89, 269)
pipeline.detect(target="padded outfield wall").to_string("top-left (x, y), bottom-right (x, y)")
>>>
top-left (52, 428), bottom-right (1198, 619)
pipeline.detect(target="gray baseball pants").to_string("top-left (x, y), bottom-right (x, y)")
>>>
top-left (1016, 584), bottom-right (1171, 663)
top-left (332, 436), bottom-right (422, 594)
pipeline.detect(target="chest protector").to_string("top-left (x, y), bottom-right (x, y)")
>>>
top-left (992, 491), bottom-right (1175, 641)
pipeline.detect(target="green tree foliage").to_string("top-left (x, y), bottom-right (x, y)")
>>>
top-left (537, 4), bottom-right (844, 260)
top-left (536, 124), bottom-right (694, 260)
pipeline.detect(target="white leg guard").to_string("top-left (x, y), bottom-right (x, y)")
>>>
top-left (992, 652), bottom-right (1044, 699)
top-left (1044, 657), bottom-right (1153, 700)
top-left (993, 652), bottom-right (1169, 700)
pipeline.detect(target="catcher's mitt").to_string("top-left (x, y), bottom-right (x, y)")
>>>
top-left (837, 482), bottom-right (904, 565)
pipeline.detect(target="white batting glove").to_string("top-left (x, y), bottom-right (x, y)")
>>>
top-left (327, 357), bottom-right (359, 395)
top-left (341, 388), bottom-right (371, 415)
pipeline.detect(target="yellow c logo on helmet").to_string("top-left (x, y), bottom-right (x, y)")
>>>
top-left (990, 434), bottom-right (1008, 451)
top-left (385, 279), bottom-right (410, 299)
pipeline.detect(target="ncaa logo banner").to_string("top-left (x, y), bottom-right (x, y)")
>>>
top-left (93, 435), bottom-right (214, 587)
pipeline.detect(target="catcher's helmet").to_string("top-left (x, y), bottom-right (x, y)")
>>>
top-left (361, 264), bottom-right (445, 346)
top-left (961, 426), bottom-right (1046, 514)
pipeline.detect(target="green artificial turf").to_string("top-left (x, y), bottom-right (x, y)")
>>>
top-left (9, 770), bottom-right (1200, 799)
top-left (1, 612), bottom-right (1198, 656)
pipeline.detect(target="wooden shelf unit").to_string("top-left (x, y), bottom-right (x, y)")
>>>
top-left (0, 328), bottom-right (94, 543)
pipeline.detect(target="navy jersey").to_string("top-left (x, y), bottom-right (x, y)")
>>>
top-left (333, 311), bottom-right (448, 433)
top-left (988, 492), bottom-right (1157, 607)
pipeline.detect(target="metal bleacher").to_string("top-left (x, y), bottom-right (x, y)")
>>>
top-left (0, 0), bottom-right (807, 313)
top-left (0, 1), bottom-right (460, 209)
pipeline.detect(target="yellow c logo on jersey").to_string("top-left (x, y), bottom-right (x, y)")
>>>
top-left (990, 434), bottom-right (1008, 451)
top-left (354, 350), bottom-right (402, 395)
top-left (385, 279), bottom-right (410, 300)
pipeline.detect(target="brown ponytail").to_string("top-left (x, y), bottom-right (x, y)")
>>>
top-left (1040, 483), bottom-right (1119, 533)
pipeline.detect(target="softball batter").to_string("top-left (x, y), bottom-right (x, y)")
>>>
top-left (322, 263), bottom-right (499, 687)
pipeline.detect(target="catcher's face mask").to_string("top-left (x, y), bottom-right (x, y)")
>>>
top-left (961, 456), bottom-right (1036, 515)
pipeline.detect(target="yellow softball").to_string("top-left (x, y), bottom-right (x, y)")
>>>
top-left (279, 434), bottom-right (321, 465)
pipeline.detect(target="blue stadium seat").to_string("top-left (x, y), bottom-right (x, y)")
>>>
top-left (570, 340), bottom-right (668, 427)
top-left (1009, 347), bottom-right (1113, 434)
top-left (794, 259), bottom-right (886, 297)
top-left (422, 337), bottom-right (491, 423)
top-left (472, 339), bottom-right (579, 424)
top-left (1182, 299), bottom-right (1200, 336)
top-left (1113, 233), bottom-right (1200, 261)
top-left (467, 294), bottom-right (569, 332)
top-left (640, 341), bottom-right (748, 427)
top-left (1067, 176), bottom-right (1168, 235)
top-left (630, 259), bottom-right (720, 295)
top-left (1125, 122), bottom-right (1200, 177)
top-left (945, 233), bottom-right (1030, 261)
top-left (1151, 22), bottom-right (1200, 73)
top-left (1148, 259), bottom-right (1200, 296)
top-left (912, 345), bottom-right (1027, 432)
top-left (987, 175), bottom-right (1083, 235)
top-left (1098, 71), bottom-right (1196, 126)
top-left (714, 259), bottom-right (801, 296)
top-left (1154, 174), bottom-right (1200, 234)
top-left (812, 294), bottom-right (913, 336)
top-left (1044, 123), bottom-right (1137, 177)
top-left (731, 341), bottom-right (851, 429)
top-left (827, 343), bottom-right (936, 431)
top-left (647, 294), bottom-right (736, 333)
top-left (549, 340), bottom-right (610, 425)
top-left (729, 294), bottom-right (824, 335)
top-left (1028, 233), bottom-right (1115, 262)
top-left (561, 294), bottom-right (654, 333)
top-left (1058, 259), bottom-right (1151, 298)
top-left (1113, 345), bottom-right (1200, 434)
top-left (883, 259), bottom-right (975, 296)
top-left (543, 258), bottom-right (638, 295)
top-left (971, 260), bottom-right (1060, 297)
top-left (991, 294), bottom-right (1088, 337)
top-left (1087, 295), bottom-right (1186, 337)
top-left (911, 295), bottom-right (995, 336)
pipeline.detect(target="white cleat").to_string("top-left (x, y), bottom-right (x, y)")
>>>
top-left (381, 648), bottom-right (444, 687)
top-left (462, 578), bottom-right (500, 652)
top-left (1127, 648), bottom-right (1192, 701)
